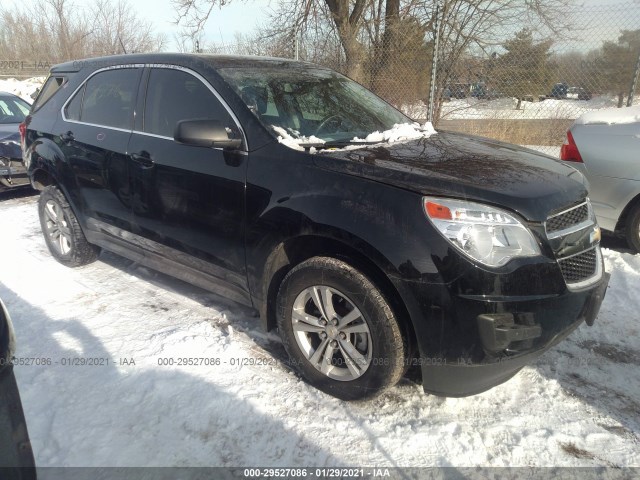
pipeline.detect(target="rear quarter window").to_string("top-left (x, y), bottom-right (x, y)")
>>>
top-left (31, 75), bottom-right (67, 112)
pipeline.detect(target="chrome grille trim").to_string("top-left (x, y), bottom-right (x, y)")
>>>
top-left (557, 246), bottom-right (603, 291)
top-left (545, 200), bottom-right (593, 239)
top-left (545, 198), bottom-right (603, 290)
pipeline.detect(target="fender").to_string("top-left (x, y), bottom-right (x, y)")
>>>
top-left (26, 135), bottom-right (88, 226)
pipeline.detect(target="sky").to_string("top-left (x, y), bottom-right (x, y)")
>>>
top-left (1, 0), bottom-right (635, 53)
top-left (130, 0), bottom-right (275, 49)
top-left (2, 0), bottom-right (274, 51)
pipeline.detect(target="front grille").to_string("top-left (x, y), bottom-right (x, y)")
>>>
top-left (546, 202), bottom-right (589, 234)
top-left (558, 248), bottom-right (597, 283)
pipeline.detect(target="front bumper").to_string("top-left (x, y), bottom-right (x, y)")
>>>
top-left (420, 272), bottom-right (610, 397)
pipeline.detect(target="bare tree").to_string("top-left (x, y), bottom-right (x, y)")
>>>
top-left (172, 0), bottom-right (573, 78)
top-left (0, 0), bottom-right (165, 63)
top-left (89, 0), bottom-right (166, 55)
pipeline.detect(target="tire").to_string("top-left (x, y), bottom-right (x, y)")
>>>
top-left (626, 204), bottom-right (640, 253)
top-left (276, 256), bottom-right (407, 400)
top-left (38, 186), bottom-right (100, 267)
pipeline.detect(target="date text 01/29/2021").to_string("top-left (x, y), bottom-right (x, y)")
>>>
top-left (242, 468), bottom-right (391, 477)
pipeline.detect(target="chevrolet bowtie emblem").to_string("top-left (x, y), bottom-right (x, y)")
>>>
top-left (590, 226), bottom-right (601, 244)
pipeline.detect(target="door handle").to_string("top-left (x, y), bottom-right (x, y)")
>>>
top-left (60, 131), bottom-right (74, 143)
top-left (130, 151), bottom-right (155, 168)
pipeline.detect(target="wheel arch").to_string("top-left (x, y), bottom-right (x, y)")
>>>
top-left (31, 167), bottom-right (57, 190)
top-left (615, 192), bottom-right (640, 233)
top-left (260, 234), bottom-right (418, 358)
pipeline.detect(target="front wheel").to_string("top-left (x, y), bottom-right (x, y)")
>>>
top-left (38, 186), bottom-right (100, 267)
top-left (626, 204), bottom-right (640, 253)
top-left (276, 257), bottom-right (407, 400)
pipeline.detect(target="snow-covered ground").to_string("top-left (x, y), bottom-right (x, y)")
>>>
top-left (1, 193), bottom-right (639, 468)
top-left (404, 96), bottom-right (623, 121)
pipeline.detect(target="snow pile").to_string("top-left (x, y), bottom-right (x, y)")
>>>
top-left (353, 122), bottom-right (437, 143)
top-left (574, 105), bottom-right (640, 126)
top-left (272, 126), bottom-right (325, 151)
top-left (0, 77), bottom-right (45, 103)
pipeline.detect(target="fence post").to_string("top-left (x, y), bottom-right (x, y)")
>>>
top-left (427, 3), bottom-right (442, 123)
top-left (627, 50), bottom-right (640, 107)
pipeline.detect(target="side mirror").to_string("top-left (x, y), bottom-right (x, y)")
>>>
top-left (174, 119), bottom-right (243, 150)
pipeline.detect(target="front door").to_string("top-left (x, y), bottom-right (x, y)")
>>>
top-left (127, 66), bottom-right (249, 304)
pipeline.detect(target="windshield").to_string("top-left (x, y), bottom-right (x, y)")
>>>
top-left (0, 96), bottom-right (30, 124)
top-left (218, 64), bottom-right (411, 143)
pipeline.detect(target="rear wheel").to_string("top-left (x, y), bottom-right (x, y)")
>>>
top-left (38, 186), bottom-right (100, 267)
top-left (626, 204), bottom-right (640, 253)
top-left (276, 257), bottom-right (407, 400)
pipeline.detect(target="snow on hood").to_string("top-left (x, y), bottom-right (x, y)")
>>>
top-left (272, 126), bottom-right (325, 152)
top-left (574, 105), bottom-right (640, 125)
top-left (353, 122), bottom-right (437, 143)
top-left (274, 122), bottom-right (437, 152)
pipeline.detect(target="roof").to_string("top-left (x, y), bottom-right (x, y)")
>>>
top-left (51, 53), bottom-right (314, 73)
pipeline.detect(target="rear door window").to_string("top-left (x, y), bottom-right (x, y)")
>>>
top-left (79, 68), bottom-right (140, 130)
top-left (64, 85), bottom-right (84, 121)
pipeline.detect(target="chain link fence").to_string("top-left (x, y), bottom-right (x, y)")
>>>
top-left (431, 1), bottom-right (640, 156)
top-left (205, 1), bottom-right (640, 157)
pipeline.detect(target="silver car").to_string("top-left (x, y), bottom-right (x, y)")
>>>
top-left (561, 106), bottom-right (640, 252)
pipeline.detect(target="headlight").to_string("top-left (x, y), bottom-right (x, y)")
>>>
top-left (423, 197), bottom-right (540, 267)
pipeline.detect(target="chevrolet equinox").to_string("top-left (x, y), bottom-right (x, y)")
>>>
top-left (22, 54), bottom-right (609, 400)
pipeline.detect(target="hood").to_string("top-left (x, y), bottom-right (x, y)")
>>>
top-left (0, 128), bottom-right (21, 159)
top-left (314, 131), bottom-right (587, 222)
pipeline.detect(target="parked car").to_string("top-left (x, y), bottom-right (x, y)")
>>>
top-left (0, 92), bottom-right (31, 192)
top-left (561, 105), bottom-right (640, 252)
top-left (566, 87), bottom-right (592, 101)
top-left (446, 83), bottom-right (470, 99)
top-left (549, 82), bottom-right (569, 99)
top-left (0, 299), bottom-right (37, 476)
top-left (471, 83), bottom-right (502, 100)
top-left (23, 54), bottom-right (609, 400)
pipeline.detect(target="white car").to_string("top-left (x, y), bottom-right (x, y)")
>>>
top-left (560, 105), bottom-right (640, 252)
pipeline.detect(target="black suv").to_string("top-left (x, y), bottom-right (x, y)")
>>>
top-left (22, 54), bottom-right (609, 400)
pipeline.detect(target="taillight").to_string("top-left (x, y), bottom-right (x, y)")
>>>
top-left (560, 130), bottom-right (583, 163)
top-left (19, 121), bottom-right (26, 144)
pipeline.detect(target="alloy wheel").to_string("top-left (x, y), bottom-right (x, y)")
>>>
top-left (291, 285), bottom-right (372, 381)
top-left (43, 200), bottom-right (72, 255)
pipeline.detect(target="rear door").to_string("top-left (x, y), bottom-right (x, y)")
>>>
top-left (57, 66), bottom-right (142, 234)
top-left (126, 66), bottom-right (250, 304)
